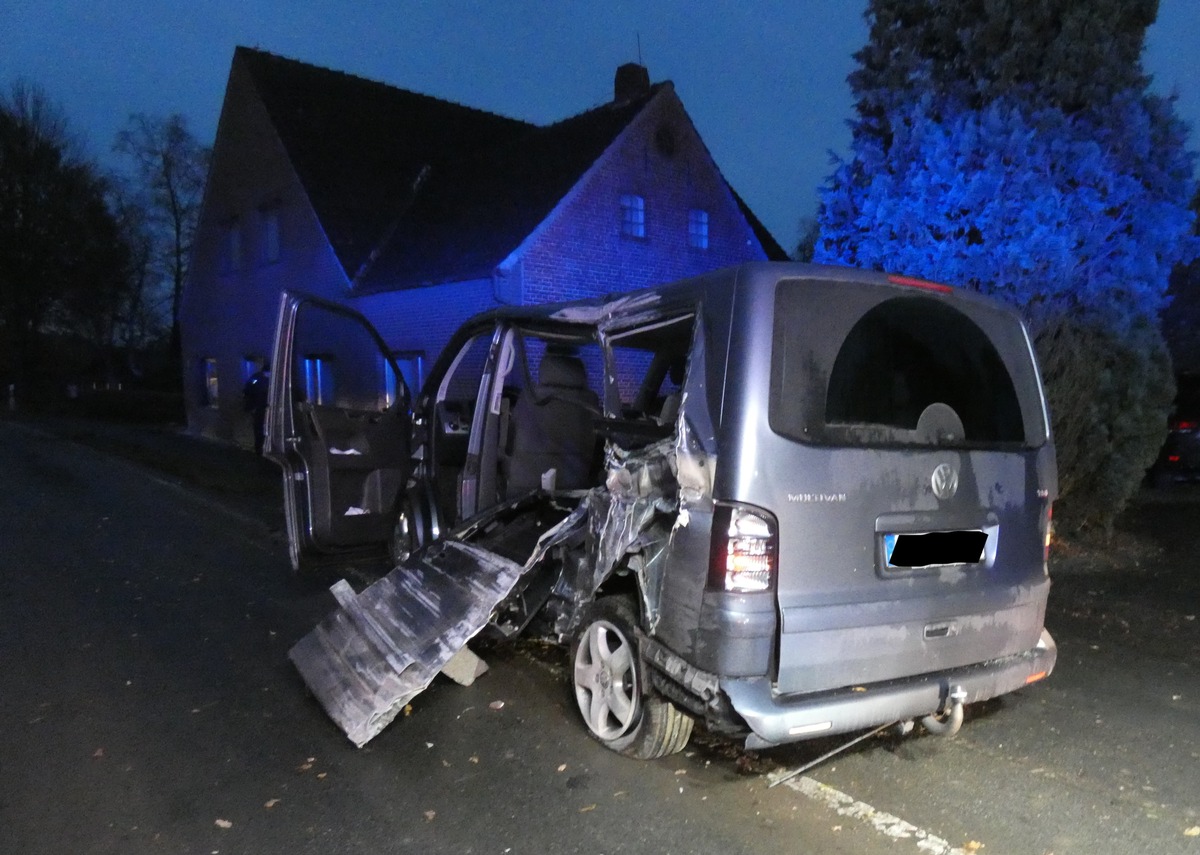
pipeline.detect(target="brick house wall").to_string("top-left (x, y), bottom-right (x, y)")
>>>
top-left (181, 55), bottom-right (350, 443)
top-left (350, 277), bottom-right (500, 391)
top-left (515, 87), bottom-right (767, 305)
top-left (348, 87), bottom-right (769, 394)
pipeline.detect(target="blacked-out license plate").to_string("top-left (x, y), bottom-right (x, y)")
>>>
top-left (884, 530), bottom-right (987, 569)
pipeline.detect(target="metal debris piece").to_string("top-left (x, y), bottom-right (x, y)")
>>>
top-left (289, 541), bottom-right (528, 747)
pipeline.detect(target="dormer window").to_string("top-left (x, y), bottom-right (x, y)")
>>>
top-left (620, 194), bottom-right (645, 239)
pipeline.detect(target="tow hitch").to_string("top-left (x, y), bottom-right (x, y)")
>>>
top-left (767, 685), bottom-right (968, 788)
top-left (920, 685), bottom-right (967, 737)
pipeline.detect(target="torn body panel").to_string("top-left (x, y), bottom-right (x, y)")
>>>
top-left (290, 496), bottom-right (587, 747)
top-left (290, 541), bottom-right (526, 747)
top-left (562, 312), bottom-right (720, 635)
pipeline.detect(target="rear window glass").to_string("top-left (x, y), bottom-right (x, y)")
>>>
top-left (769, 280), bottom-right (1045, 449)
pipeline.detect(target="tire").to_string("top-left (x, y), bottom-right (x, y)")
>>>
top-left (570, 597), bottom-right (693, 759)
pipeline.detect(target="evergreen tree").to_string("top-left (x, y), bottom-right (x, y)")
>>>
top-left (820, 0), bottom-right (1197, 534)
top-left (850, 0), bottom-right (1158, 141)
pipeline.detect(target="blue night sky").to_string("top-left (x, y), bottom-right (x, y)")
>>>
top-left (2, 1), bottom-right (1198, 251)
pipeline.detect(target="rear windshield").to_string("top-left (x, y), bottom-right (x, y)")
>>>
top-left (768, 280), bottom-right (1046, 449)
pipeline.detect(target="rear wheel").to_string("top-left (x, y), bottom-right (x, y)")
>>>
top-left (570, 597), bottom-right (693, 759)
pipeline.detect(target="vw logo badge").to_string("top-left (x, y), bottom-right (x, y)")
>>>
top-left (931, 463), bottom-right (959, 500)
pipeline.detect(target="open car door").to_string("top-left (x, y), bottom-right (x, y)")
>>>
top-left (264, 292), bottom-right (412, 572)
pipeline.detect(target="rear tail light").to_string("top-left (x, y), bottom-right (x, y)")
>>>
top-left (1174, 419), bottom-right (1197, 431)
top-left (709, 504), bottom-right (778, 592)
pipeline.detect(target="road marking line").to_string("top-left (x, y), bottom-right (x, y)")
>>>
top-left (772, 773), bottom-right (975, 855)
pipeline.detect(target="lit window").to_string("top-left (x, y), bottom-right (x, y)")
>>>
top-left (201, 358), bottom-right (219, 407)
top-left (386, 351), bottom-right (424, 406)
top-left (620, 194), bottom-right (645, 238)
top-left (263, 208), bottom-right (281, 264)
top-left (688, 209), bottom-right (709, 249)
top-left (303, 356), bottom-right (334, 405)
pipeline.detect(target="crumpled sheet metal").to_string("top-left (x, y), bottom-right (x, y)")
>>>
top-left (289, 540), bottom-right (526, 748)
top-left (582, 438), bottom-right (677, 619)
top-left (565, 314), bottom-right (720, 631)
top-left (548, 290), bottom-right (664, 326)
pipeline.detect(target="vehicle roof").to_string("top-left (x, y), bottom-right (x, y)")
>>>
top-left (458, 262), bottom-right (1017, 332)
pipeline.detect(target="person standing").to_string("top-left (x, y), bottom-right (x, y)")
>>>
top-left (243, 366), bottom-right (270, 455)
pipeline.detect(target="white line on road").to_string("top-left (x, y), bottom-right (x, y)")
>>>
top-left (770, 772), bottom-right (977, 855)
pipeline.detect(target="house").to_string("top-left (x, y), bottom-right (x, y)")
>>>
top-left (180, 47), bottom-right (786, 445)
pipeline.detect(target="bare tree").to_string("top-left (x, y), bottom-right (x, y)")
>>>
top-left (113, 114), bottom-right (210, 347)
top-left (0, 79), bottom-right (125, 396)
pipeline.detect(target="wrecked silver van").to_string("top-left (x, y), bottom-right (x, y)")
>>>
top-left (265, 262), bottom-right (1057, 757)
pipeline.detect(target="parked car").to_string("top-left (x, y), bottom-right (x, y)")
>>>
top-left (1150, 373), bottom-right (1200, 487)
top-left (265, 262), bottom-right (1058, 756)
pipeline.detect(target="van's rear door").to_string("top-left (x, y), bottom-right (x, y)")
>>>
top-left (749, 276), bottom-right (1054, 695)
top-left (264, 292), bottom-right (411, 572)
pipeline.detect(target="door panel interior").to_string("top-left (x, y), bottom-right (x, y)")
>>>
top-left (276, 298), bottom-right (411, 558)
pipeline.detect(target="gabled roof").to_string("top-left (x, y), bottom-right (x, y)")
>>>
top-left (355, 87), bottom-right (663, 290)
top-left (235, 47), bottom-right (783, 289)
top-left (236, 47), bottom-right (533, 279)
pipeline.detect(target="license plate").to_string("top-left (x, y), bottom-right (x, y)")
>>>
top-left (884, 530), bottom-right (987, 569)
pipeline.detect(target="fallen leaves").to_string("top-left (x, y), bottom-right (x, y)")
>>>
top-left (424, 810), bottom-right (436, 822)
top-left (214, 819), bottom-right (232, 829)
top-left (579, 804), bottom-right (596, 813)
top-left (264, 799), bottom-right (281, 809)
top-left (1185, 826), bottom-right (1200, 837)
top-left (964, 842), bottom-right (984, 853)
top-left (489, 700), bottom-right (505, 711)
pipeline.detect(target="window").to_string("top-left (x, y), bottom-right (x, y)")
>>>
top-left (388, 351), bottom-right (424, 404)
top-left (262, 207), bottom-right (281, 264)
top-left (688, 209), bottom-right (709, 249)
top-left (382, 353), bottom-right (422, 408)
top-left (303, 356), bottom-right (334, 405)
top-left (222, 221), bottom-right (242, 273)
top-left (620, 194), bottom-right (645, 238)
top-left (201, 358), bottom-right (219, 408)
top-left (769, 282), bottom-right (1041, 448)
top-left (608, 315), bottom-right (694, 421)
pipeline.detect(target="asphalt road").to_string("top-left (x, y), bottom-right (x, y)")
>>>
top-left (1, 418), bottom-right (1197, 854)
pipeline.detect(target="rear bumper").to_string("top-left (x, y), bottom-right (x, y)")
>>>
top-left (722, 629), bottom-right (1056, 749)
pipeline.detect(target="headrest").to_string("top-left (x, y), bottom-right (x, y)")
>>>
top-left (539, 354), bottom-right (588, 389)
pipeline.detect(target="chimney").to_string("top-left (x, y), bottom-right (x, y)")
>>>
top-left (613, 63), bottom-right (651, 103)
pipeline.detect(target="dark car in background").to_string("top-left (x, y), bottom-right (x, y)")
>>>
top-left (1151, 373), bottom-right (1200, 486)
top-left (266, 262), bottom-right (1058, 757)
